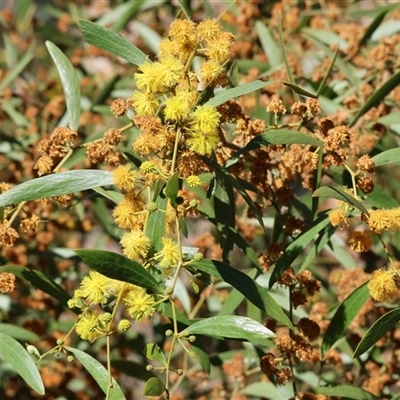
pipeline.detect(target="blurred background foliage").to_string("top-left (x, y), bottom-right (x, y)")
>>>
top-left (1, 0), bottom-right (400, 399)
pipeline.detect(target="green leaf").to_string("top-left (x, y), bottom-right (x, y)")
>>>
top-left (278, 13), bottom-right (299, 101)
top-left (239, 382), bottom-right (294, 398)
top-left (299, 224), bottom-right (336, 271)
top-left (46, 41), bottom-right (80, 130)
top-left (321, 282), bottom-right (370, 357)
top-left (0, 170), bottom-right (113, 207)
top-left (282, 81), bottom-right (317, 98)
top-left (305, 35), bottom-right (361, 88)
top-left (0, 265), bottom-right (73, 311)
top-left (133, 21), bottom-right (161, 55)
top-left (372, 148), bottom-right (400, 167)
top-left (0, 323), bottom-right (40, 342)
top-left (143, 343), bottom-right (166, 366)
top-left (205, 80), bottom-right (274, 107)
top-left (192, 259), bottom-right (293, 329)
top-left (359, 7), bottom-right (389, 47)
top-left (315, 384), bottom-right (379, 400)
top-left (365, 185), bottom-right (399, 209)
top-left (227, 130), bottom-right (322, 168)
top-left (142, 377), bottom-right (166, 396)
top-left (353, 308), bottom-right (400, 358)
top-left (349, 69), bottom-right (400, 127)
top-left (145, 193), bottom-right (168, 253)
top-left (255, 21), bottom-right (282, 69)
top-left (111, 360), bottom-right (155, 381)
top-left (75, 249), bottom-right (163, 294)
top-left (269, 212), bottom-right (331, 288)
top-left (302, 28), bottom-right (348, 51)
top-left (378, 111), bottom-right (400, 125)
top-left (213, 169), bottom-right (236, 262)
top-left (312, 186), bottom-right (369, 215)
top-left (181, 315), bottom-right (275, 344)
top-left (165, 172), bottom-right (179, 209)
top-left (80, 19), bottom-right (147, 66)
top-left (0, 333), bottom-right (44, 395)
top-left (316, 47), bottom-right (338, 97)
top-left (66, 347), bottom-right (126, 400)
top-left (0, 41), bottom-right (35, 93)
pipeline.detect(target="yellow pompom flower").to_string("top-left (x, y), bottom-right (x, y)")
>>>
top-left (155, 237), bottom-right (180, 268)
top-left (122, 286), bottom-right (156, 321)
top-left (159, 56), bottom-right (185, 89)
top-left (186, 129), bottom-right (220, 156)
top-left (118, 319), bottom-right (131, 332)
top-left (164, 95), bottom-right (191, 121)
top-left (348, 230), bottom-right (373, 252)
top-left (131, 90), bottom-right (159, 116)
top-left (75, 309), bottom-right (105, 342)
top-left (80, 271), bottom-right (111, 305)
top-left (190, 105), bottom-right (220, 134)
top-left (113, 193), bottom-right (146, 230)
top-left (134, 62), bottom-right (158, 92)
top-left (366, 208), bottom-right (400, 234)
top-left (120, 230), bottom-right (151, 261)
top-left (112, 164), bottom-right (138, 192)
top-left (368, 268), bottom-right (397, 302)
top-left (186, 175), bottom-right (201, 188)
top-left (329, 208), bottom-right (349, 228)
top-left (197, 18), bottom-right (222, 41)
top-left (199, 60), bottom-right (225, 86)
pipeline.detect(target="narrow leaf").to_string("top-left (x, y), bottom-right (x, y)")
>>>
top-left (165, 172), bottom-right (179, 209)
top-left (359, 7), bottom-right (389, 47)
top-left (75, 249), bottom-right (163, 294)
top-left (321, 282), bottom-right (370, 357)
top-left (269, 212), bottom-right (331, 288)
top-left (0, 333), bottom-right (44, 395)
top-left (142, 377), bottom-right (166, 396)
top-left (315, 384), bottom-right (379, 400)
top-left (0, 323), bottom-right (40, 342)
top-left (181, 315), bottom-right (275, 344)
top-left (145, 193), bottom-right (168, 253)
top-left (353, 308), bottom-right (400, 358)
top-left (227, 130), bottom-right (322, 168)
top-left (192, 259), bottom-right (293, 329)
top-left (0, 41), bottom-right (35, 93)
top-left (316, 47), bottom-right (338, 97)
top-left (80, 19), bottom-right (147, 66)
top-left (0, 170), bottom-right (114, 207)
top-left (66, 347), bottom-right (126, 400)
top-left (206, 80), bottom-right (274, 107)
top-left (133, 21), bottom-right (161, 55)
top-left (312, 186), bottom-right (369, 215)
top-left (255, 21), bottom-right (282, 69)
top-left (0, 265), bottom-right (73, 311)
top-left (372, 148), bottom-right (400, 167)
top-left (143, 343), bottom-right (166, 366)
top-left (46, 41), bottom-right (80, 130)
top-left (349, 69), bottom-right (400, 127)
top-left (282, 81), bottom-right (317, 98)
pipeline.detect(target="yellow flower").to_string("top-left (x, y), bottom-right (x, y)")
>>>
top-left (118, 319), bottom-right (131, 332)
top-left (164, 95), bottom-right (191, 121)
top-left (112, 164), bottom-right (138, 192)
top-left (190, 105), bottom-right (220, 133)
top-left (348, 230), bottom-right (373, 252)
top-left (134, 62), bottom-right (158, 92)
top-left (186, 175), bottom-right (201, 188)
top-left (199, 60), bottom-right (225, 87)
top-left (197, 18), bottom-right (221, 41)
top-left (186, 129), bottom-right (219, 156)
top-left (120, 230), bottom-right (151, 261)
top-left (131, 90), bottom-right (159, 116)
top-left (122, 286), bottom-right (156, 321)
top-left (75, 309), bottom-right (105, 342)
top-left (368, 268), bottom-right (397, 302)
top-left (80, 271), bottom-right (111, 305)
top-left (366, 208), bottom-right (400, 234)
top-left (204, 33), bottom-right (234, 64)
top-left (155, 237), bottom-right (180, 268)
top-left (159, 56), bottom-right (185, 89)
top-left (112, 193), bottom-right (146, 230)
top-left (329, 208), bottom-right (349, 228)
